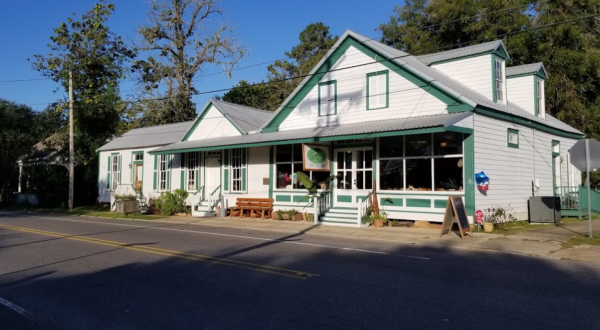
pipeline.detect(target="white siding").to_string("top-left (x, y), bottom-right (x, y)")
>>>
top-left (507, 76), bottom-right (535, 115)
top-left (278, 45), bottom-right (448, 131)
top-left (473, 114), bottom-right (581, 219)
top-left (186, 104), bottom-right (240, 141)
top-left (431, 55), bottom-right (493, 100)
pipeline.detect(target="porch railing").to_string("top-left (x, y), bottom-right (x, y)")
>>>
top-left (357, 191), bottom-right (373, 226)
top-left (191, 186), bottom-right (205, 211)
top-left (207, 185), bottom-right (221, 212)
top-left (313, 192), bottom-right (331, 223)
top-left (556, 185), bottom-right (600, 214)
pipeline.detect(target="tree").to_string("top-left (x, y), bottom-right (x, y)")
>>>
top-left (31, 1), bottom-right (136, 206)
top-left (223, 22), bottom-right (338, 111)
top-left (134, 0), bottom-right (245, 126)
top-left (0, 100), bottom-right (39, 205)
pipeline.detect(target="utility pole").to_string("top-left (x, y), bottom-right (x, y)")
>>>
top-left (68, 70), bottom-right (75, 210)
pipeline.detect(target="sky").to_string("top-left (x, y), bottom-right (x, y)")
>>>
top-left (0, 0), bottom-right (403, 112)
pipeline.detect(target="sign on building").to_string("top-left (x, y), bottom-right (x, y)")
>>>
top-left (302, 144), bottom-right (331, 172)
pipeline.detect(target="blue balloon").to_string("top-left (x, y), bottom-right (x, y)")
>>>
top-left (475, 171), bottom-right (489, 186)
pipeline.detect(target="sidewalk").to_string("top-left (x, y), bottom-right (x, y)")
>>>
top-left (108, 215), bottom-right (600, 263)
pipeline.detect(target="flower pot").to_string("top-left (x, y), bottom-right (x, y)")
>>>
top-left (293, 214), bottom-right (303, 221)
top-left (483, 222), bottom-right (494, 233)
top-left (374, 219), bottom-right (384, 227)
top-left (273, 212), bottom-right (282, 220)
top-left (281, 213), bottom-right (290, 220)
top-left (115, 200), bottom-right (139, 215)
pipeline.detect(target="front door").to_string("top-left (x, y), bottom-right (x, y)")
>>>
top-left (134, 164), bottom-right (143, 192)
top-left (205, 153), bottom-right (221, 198)
top-left (334, 148), bottom-right (373, 207)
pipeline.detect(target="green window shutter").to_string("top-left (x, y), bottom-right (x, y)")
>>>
top-left (106, 156), bottom-right (111, 189)
top-left (153, 155), bottom-right (157, 190)
top-left (167, 155), bottom-right (171, 190)
top-left (195, 152), bottom-right (199, 190)
top-left (223, 150), bottom-right (229, 191)
top-left (242, 148), bottom-right (247, 191)
top-left (180, 154), bottom-right (185, 190)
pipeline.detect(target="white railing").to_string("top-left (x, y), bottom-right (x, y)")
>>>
top-left (313, 192), bottom-right (331, 223)
top-left (191, 186), bottom-right (205, 211)
top-left (207, 185), bottom-right (221, 212)
top-left (357, 191), bottom-right (373, 227)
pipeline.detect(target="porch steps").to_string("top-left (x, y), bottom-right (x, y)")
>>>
top-left (319, 207), bottom-right (359, 226)
top-left (192, 201), bottom-right (215, 217)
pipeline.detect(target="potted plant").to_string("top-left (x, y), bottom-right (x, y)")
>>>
top-left (273, 210), bottom-right (283, 220)
top-left (368, 213), bottom-right (388, 227)
top-left (287, 209), bottom-right (303, 221)
top-left (281, 210), bottom-right (290, 220)
top-left (483, 206), bottom-right (516, 233)
top-left (114, 194), bottom-right (139, 215)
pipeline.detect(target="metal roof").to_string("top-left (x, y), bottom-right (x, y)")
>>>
top-left (210, 99), bottom-right (273, 133)
top-left (97, 121), bottom-right (194, 152)
top-left (416, 40), bottom-right (508, 65)
top-left (506, 63), bottom-right (548, 78)
top-left (151, 112), bottom-right (472, 153)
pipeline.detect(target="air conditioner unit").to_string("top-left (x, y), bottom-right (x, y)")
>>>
top-left (528, 196), bottom-right (561, 223)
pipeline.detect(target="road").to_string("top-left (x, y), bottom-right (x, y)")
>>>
top-left (0, 212), bottom-right (599, 330)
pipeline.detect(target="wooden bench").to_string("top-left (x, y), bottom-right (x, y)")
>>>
top-left (229, 198), bottom-right (274, 219)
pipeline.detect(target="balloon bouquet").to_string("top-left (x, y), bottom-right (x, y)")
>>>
top-left (475, 171), bottom-right (490, 191)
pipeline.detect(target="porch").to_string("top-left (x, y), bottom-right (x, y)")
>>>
top-left (556, 186), bottom-right (600, 218)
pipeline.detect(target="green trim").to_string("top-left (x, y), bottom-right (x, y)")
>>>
top-left (242, 148), bottom-right (247, 192)
top-left (180, 154), bottom-right (185, 190)
top-left (106, 156), bottom-right (111, 189)
top-left (223, 169), bottom-right (229, 191)
top-left (534, 77), bottom-right (543, 117)
top-left (506, 68), bottom-right (547, 80)
top-left (447, 104), bottom-right (475, 113)
top-left (268, 147), bottom-right (274, 199)
top-left (153, 155), bottom-right (157, 190)
top-left (318, 80), bottom-right (337, 117)
top-left (492, 55), bottom-right (498, 103)
top-left (378, 192), bottom-right (464, 197)
top-left (276, 195), bottom-right (291, 202)
top-left (434, 199), bottom-right (447, 209)
top-left (261, 36), bottom-right (464, 131)
top-left (507, 128), bottom-right (519, 148)
top-left (447, 126), bottom-right (473, 134)
top-left (464, 133), bottom-right (475, 216)
top-left (150, 127), bottom-right (448, 155)
top-left (337, 195), bottom-right (352, 203)
top-left (381, 198), bottom-right (403, 207)
top-left (366, 70), bottom-right (389, 110)
top-left (552, 140), bottom-right (560, 156)
top-left (97, 152), bottom-right (101, 193)
top-left (493, 47), bottom-right (509, 60)
top-left (406, 199), bottom-right (431, 208)
top-left (475, 107), bottom-right (584, 139)
top-left (293, 195), bottom-right (306, 203)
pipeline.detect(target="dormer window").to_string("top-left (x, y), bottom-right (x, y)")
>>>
top-left (495, 59), bottom-right (504, 102)
top-left (536, 79), bottom-right (543, 116)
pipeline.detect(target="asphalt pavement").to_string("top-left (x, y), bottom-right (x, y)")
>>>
top-left (0, 212), bottom-right (599, 330)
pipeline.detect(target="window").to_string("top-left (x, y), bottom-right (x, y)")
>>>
top-left (206, 151), bottom-right (220, 157)
top-left (318, 80), bottom-right (337, 116)
top-left (134, 153), bottom-right (143, 161)
top-left (536, 79), bottom-right (543, 116)
top-left (507, 129), bottom-right (519, 148)
top-left (111, 154), bottom-right (120, 190)
top-left (367, 70), bottom-right (389, 110)
top-left (159, 154), bottom-right (169, 191)
top-left (186, 152), bottom-right (198, 191)
top-left (275, 144), bottom-right (330, 189)
top-left (379, 132), bottom-right (464, 192)
top-left (231, 148), bottom-right (243, 192)
top-left (495, 59), bottom-right (504, 102)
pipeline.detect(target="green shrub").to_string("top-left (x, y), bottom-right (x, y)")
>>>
top-left (155, 189), bottom-right (189, 216)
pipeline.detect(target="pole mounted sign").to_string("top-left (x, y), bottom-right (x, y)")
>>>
top-left (569, 139), bottom-right (600, 238)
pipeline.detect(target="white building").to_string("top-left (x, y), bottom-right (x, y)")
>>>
top-left (97, 30), bottom-right (584, 226)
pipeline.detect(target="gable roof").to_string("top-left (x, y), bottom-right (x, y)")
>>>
top-left (260, 30), bottom-right (581, 137)
top-left (416, 40), bottom-right (509, 65)
top-left (97, 121), bottom-right (194, 152)
top-left (211, 99), bottom-right (273, 134)
top-left (506, 63), bottom-right (548, 79)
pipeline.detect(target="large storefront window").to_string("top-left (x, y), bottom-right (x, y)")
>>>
top-left (275, 144), bottom-right (330, 189)
top-left (379, 132), bottom-right (464, 192)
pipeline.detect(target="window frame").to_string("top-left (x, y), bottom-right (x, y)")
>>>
top-left (318, 80), bottom-right (337, 117)
top-left (274, 144), bottom-right (330, 191)
top-left (536, 78), bottom-right (543, 117)
top-left (158, 154), bottom-right (169, 191)
top-left (507, 128), bottom-right (519, 148)
top-left (111, 154), bottom-right (120, 191)
top-left (378, 133), bottom-right (464, 192)
top-left (186, 152), bottom-right (198, 191)
top-left (366, 70), bottom-right (389, 110)
top-left (230, 148), bottom-right (244, 192)
top-left (495, 59), bottom-right (504, 102)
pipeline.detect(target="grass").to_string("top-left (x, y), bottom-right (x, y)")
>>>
top-left (561, 232), bottom-right (600, 249)
top-left (2, 205), bottom-right (166, 220)
top-left (484, 217), bottom-right (588, 235)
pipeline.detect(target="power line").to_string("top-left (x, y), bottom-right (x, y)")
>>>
top-left (12, 13), bottom-right (599, 110)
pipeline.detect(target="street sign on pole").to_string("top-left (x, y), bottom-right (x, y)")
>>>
top-left (569, 139), bottom-right (600, 238)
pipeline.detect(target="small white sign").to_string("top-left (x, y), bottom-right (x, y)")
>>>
top-left (302, 144), bottom-right (331, 172)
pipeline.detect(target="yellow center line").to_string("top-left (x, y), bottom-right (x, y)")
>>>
top-left (0, 224), bottom-right (319, 280)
